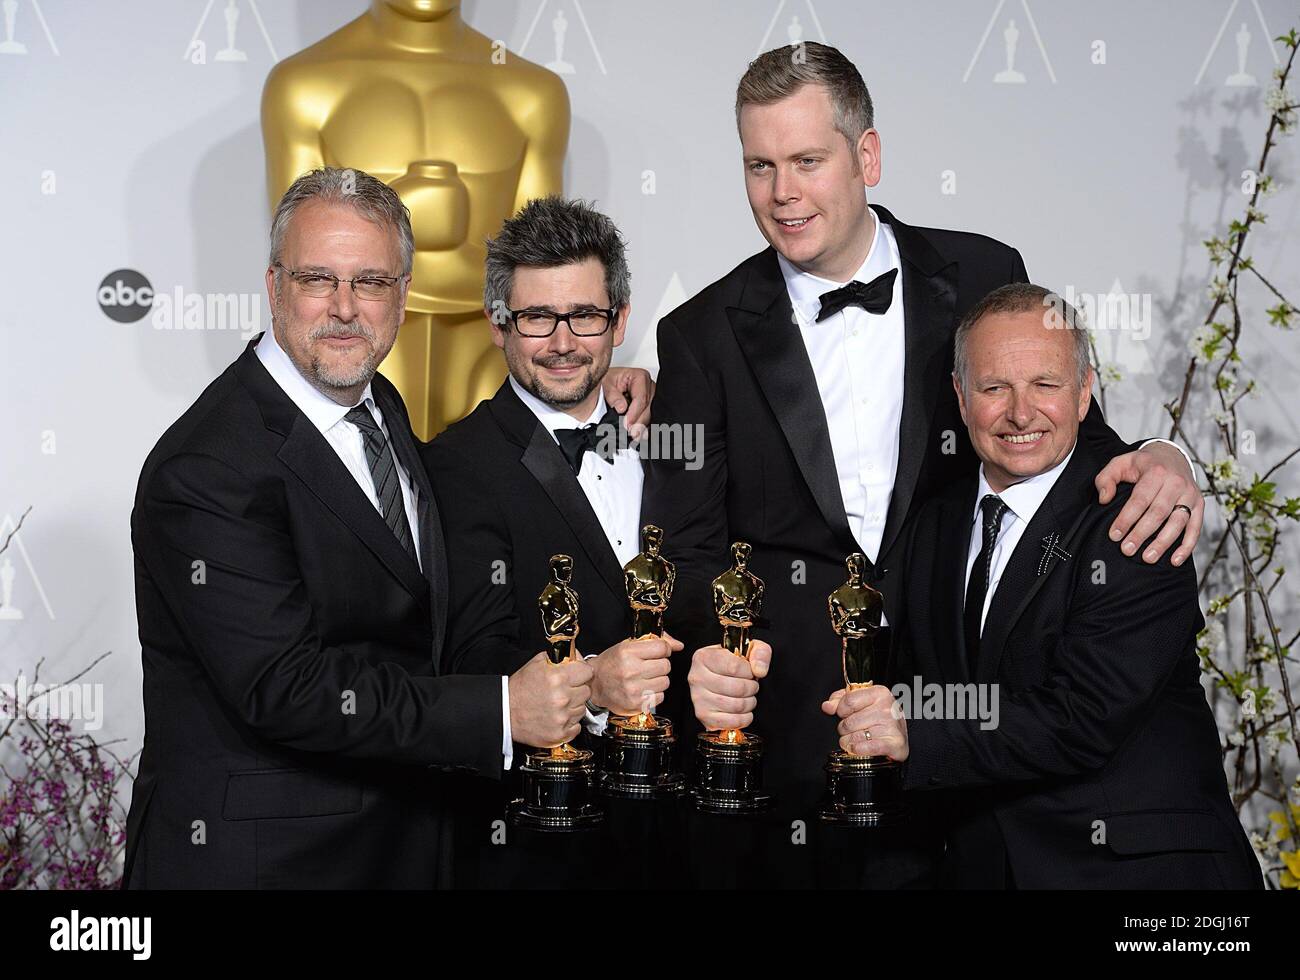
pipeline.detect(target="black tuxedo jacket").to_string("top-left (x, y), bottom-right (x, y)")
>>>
top-left (123, 336), bottom-right (503, 889)
top-left (424, 381), bottom-right (662, 889)
top-left (643, 205), bottom-right (1132, 815)
top-left (424, 380), bottom-right (635, 678)
top-left (897, 437), bottom-right (1262, 889)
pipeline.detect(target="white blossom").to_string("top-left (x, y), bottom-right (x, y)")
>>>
top-left (1251, 831), bottom-right (1276, 857)
top-left (1208, 456), bottom-right (1242, 490)
top-left (1248, 511), bottom-right (1274, 540)
top-left (1201, 619), bottom-right (1227, 652)
top-left (1188, 324), bottom-right (1219, 362)
top-left (1264, 85), bottom-right (1293, 113)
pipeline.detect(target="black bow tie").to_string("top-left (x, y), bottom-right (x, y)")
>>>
top-left (555, 407), bottom-right (621, 476)
top-left (815, 268), bottom-right (898, 322)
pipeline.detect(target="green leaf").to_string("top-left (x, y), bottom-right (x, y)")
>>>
top-left (1250, 479), bottom-right (1278, 505)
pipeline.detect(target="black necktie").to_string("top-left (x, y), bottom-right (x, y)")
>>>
top-left (964, 494), bottom-right (1009, 674)
top-left (345, 405), bottom-right (419, 565)
top-left (555, 407), bottom-right (621, 476)
top-left (815, 268), bottom-right (898, 322)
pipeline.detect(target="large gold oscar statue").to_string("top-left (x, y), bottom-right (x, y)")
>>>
top-left (262, 0), bottom-right (571, 438)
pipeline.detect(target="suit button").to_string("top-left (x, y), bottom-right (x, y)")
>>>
top-left (928, 776), bottom-right (941, 786)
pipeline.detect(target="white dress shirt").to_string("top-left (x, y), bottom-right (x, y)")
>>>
top-left (256, 329), bottom-right (422, 565)
top-left (255, 330), bottom-right (514, 769)
top-left (510, 375), bottom-right (646, 735)
top-left (964, 444), bottom-right (1075, 634)
top-left (509, 376), bottom-right (645, 566)
top-left (779, 206), bottom-right (904, 566)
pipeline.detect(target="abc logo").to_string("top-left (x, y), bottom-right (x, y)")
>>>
top-left (98, 269), bottom-right (154, 323)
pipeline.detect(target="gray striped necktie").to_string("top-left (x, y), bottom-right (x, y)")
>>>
top-left (345, 405), bottom-right (418, 565)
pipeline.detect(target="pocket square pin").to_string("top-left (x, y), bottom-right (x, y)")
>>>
top-left (1037, 532), bottom-right (1072, 575)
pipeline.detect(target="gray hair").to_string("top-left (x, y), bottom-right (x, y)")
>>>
top-left (735, 41), bottom-right (874, 150)
top-left (484, 196), bottom-right (630, 314)
top-left (954, 282), bottom-right (1092, 393)
top-left (269, 167), bottom-right (414, 278)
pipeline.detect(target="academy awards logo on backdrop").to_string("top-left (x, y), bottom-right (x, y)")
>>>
top-left (1195, 0), bottom-right (1279, 87)
top-left (963, 0), bottom-right (1055, 85)
top-left (0, 513), bottom-right (55, 622)
top-left (97, 269), bottom-right (154, 324)
top-left (184, 0), bottom-right (276, 64)
top-left (755, 0), bottom-right (827, 57)
top-left (0, 0), bottom-right (58, 56)
top-left (518, 0), bottom-right (606, 76)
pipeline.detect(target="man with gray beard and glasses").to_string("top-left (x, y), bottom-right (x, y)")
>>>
top-left (124, 168), bottom-right (651, 889)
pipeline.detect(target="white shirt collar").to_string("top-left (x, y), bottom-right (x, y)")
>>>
top-left (974, 442), bottom-right (1077, 528)
top-left (255, 329), bottom-right (375, 434)
top-left (508, 374), bottom-right (608, 440)
top-left (776, 205), bottom-right (900, 323)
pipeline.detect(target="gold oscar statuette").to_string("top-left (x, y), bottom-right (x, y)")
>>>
top-left (819, 553), bottom-right (903, 826)
top-left (691, 542), bottom-right (773, 813)
top-left (262, 0), bottom-right (570, 438)
top-left (508, 555), bottom-right (603, 830)
top-left (598, 526), bottom-right (685, 798)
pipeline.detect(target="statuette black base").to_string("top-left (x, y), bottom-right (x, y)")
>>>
top-left (691, 731), bottom-right (772, 813)
top-left (508, 747), bottom-right (603, 831)
top-left (599, 714), bottom-right (685, 798)
top-left (819, 751), bottom-right (904, 827)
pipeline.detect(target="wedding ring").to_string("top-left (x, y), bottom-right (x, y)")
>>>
top-left (1173, 503), bottom-right (1193, 517)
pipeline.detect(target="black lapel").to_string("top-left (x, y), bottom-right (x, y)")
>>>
top-left (375, 377), bottom-right (448, 665)
top-left (875, 205), bottom-right (959, 565)
top-left (724, 249), bottom-right (859, 558)
top-left (488, 382), bottom-right (629, 605)
top-left (234, 336), bottom-right (431, 610)
top-left (976, 440), bottom-right (1100, 682)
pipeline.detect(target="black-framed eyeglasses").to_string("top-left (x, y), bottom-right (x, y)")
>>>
top-left (506, 307), bottom-right (618, 338)
top-left (274, 263), bottom-right (406, 301)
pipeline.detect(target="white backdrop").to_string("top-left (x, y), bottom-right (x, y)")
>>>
top-left (1, 0), bottom-right (1298, 791)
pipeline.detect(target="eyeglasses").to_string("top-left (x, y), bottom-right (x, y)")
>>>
top-left (275, 263), bottom-right (406, 301)
top-left (506, 307), bottom-right (618, 338)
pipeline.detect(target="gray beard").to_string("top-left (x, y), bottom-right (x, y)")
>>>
top-left (310, 349), bottom-right (378, 391)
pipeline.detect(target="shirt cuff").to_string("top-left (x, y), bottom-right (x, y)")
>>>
top-left (501, 675), bottom-right (513, 771)
top-left (1139, 438), bottom-right (1198, 481)
top-left (580, 651), bottom-right (611, 735)
top-left (583, 705), bottom-right (610, 737)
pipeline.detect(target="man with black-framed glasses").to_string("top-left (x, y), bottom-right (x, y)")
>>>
top-left (424, 196), bottom-right (697, 887)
